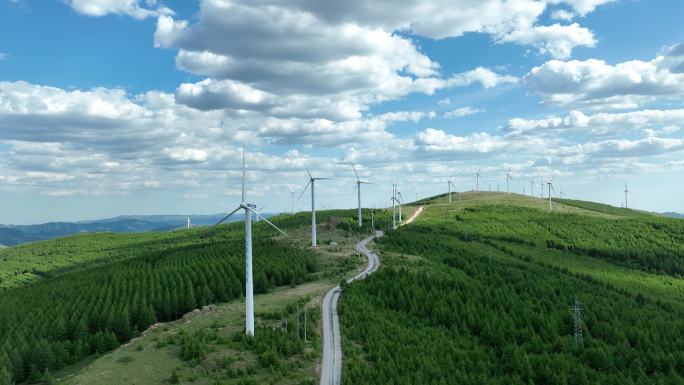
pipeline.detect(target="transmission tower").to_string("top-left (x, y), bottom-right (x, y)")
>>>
top-left (572, 296), bottom-right (584, 349)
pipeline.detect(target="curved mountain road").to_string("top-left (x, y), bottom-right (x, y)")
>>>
top-left (319, 206), bottom-right (423, 385)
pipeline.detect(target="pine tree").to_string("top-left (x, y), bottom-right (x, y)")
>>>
top-left (0, 366), bottom-right (12, 385)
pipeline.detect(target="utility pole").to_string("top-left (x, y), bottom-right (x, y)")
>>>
top-left (572, 296), bottom-right (583, 349)
top-left (296, 306), bottom-right (300, 339)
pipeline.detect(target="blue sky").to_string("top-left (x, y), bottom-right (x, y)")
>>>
top-left (1, 0), bottom-right (684, 224)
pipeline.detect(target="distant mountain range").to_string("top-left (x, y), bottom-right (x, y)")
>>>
top-left (0, 213), bottom-right (273, 247)
top-left (663, 212), bottom-right (684, 219)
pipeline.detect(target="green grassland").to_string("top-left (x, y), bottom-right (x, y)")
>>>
top-left (340, 192), bottom-right (684, 385)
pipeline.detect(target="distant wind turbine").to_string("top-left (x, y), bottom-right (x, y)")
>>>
top-left (547, 179), bottom-right (555, 211)
top-left (296, 168), bottom-right (330, 247)
top-left (214, 147), bottom-right (288, 337)
top-left (448, 175), bottom-right (455, 203)
top-left (352, 164), bottom-right (373, 227)
top-left (530, 179), bottom-right (535, 197)
top-left (391, 184), bottom-right (398, 229)
top-left (540, 178), bottom-right (545, 199)
top-left (476, 169), bottom-right (481, 191)
top-left (506, 169), bottom-right (512, 194)
top-left (624, 184), bottom-right (630, 209)
top-left (397, 191), bottom-right (403, 223)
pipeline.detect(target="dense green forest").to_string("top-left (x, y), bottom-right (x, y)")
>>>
top-left (0, 206), bottom-right (387, 384)
top-left (0, 208), bottom-right (392, 290)
top-left (554, 198), bottom-right (654, 218)
top-left (0, 234), bottom-right (315, 383)
top-left (340, 201), bottom-right (684, 385)
top-left (437, 205), bottom-right (684, 276)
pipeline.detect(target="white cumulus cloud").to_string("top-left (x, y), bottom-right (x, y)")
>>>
top-left (444, 107), bottom-right (484, 118)
top-left (65, 0), bottom-right (173, 19)
top-left (526, 45), bottom-right (684, 108)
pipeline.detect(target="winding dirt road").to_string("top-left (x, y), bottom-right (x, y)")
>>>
top-left (319, 206), bottom-right (423, 385)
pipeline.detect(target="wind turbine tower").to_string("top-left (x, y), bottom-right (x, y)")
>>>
top-left (448, 175), bottom-right (455, 203)
top-left (530, 179), bottom-right (535, 197)
top-left (187, 217), bottom-right (191, 230)
top-left (352, 164), bottom-right (372, 227)
top-left (214, 147), bottom-right (288, 336)
top-left (624, 184), bottom-right (630, 209)
top-left (506, 169), bottom-right (512, 194)
top-left (296, 168), bottom-right (330, 247)
top-left (476, 169), bottom-right (481, 191)
top-left (547, 180), bottom-right (555, 210)
top-left (391, 184), bottom-right (398, 229)
top-left (540, 178), bottom-right (545, 199)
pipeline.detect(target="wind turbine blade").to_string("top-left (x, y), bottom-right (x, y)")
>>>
top-left (352, 164), bottom-right (360, 181)
top-left (247, 207), bottom-right (288, 237)
top-left (296, 180), bottom-right (312, 205)
top-left (352, 184), bottom-right (358, 195)
top-left (305, 166), bottom-right (313, 180)
top-left (215, 206), bottom-right (242, 226)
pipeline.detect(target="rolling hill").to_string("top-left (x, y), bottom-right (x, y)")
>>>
top-left (1, 193), bottom-right (683, 385)
top-left (340, 193), bottom-right (684, 385)
top-left (0, 214), bottom-right (262, 248)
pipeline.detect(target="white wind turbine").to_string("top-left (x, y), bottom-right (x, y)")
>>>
top-left (296, 168), bottom-right (330, 247)
top-left (546, 179), bottom-right (555, 210)
top-left (624, 184), bottom-right (630, 209)
top-left (391, 184), bottom-right (398, 229)
top-left (289, 187), bottom-right (296, 214)
top-left (187, 217), bottom-right (191, 230)
top-left (530, 179), bottom-right (535, 197)
top-left (505, 168), bottom-right (512, 194)
top-left (448, 175), bottom-right (456, 203)
top-left (397, 191), bottom-right (403, 223)
top-left (352, 164), bottom-right (373, 227)
top-left (560, 185), bottom-right (567, 198)
top-left (476, 169), bottom-right (482, 191)
top-left (214, 147), bottom-right (288, 337)
top-left (540, 178), bottom-right (545, 198)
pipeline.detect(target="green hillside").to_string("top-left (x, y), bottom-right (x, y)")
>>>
top-left (2, 193), bottom-right (683, 385)
top-left (0, 208), bottom-right (391, 384)
top-left (0, 208), bottom-right (390, 290)
top-left (340, 193), bottom-right (684, 385)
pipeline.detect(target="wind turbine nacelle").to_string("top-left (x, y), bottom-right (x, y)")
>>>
top-left (247, 203), bottom-right (257, 209)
